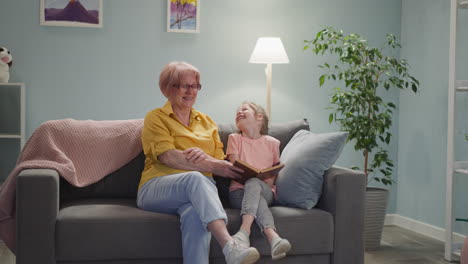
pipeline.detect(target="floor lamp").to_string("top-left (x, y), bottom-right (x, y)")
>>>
top-left (249, 37), bottom-right (289, 118)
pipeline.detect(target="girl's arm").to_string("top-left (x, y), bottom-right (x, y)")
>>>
top-left (227, 154), bottom-right (239, 164)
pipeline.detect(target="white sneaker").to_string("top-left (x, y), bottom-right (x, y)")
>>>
top-left (271, 237), bottom-right (291, 260)
top-left (223, 239), bottom-right (260, 264)
top-left (232, 230), bottom-right (250, 248)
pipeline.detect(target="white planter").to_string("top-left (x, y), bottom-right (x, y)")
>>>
top-left (364, 187), bottom-right (389, 251)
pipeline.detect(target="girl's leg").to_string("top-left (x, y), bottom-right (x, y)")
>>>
top-left (229, 189), bottom-right (255, 235)
top-left (229, 179), bottom-right (276, 247)
top-left (243, 178), bottom-right (291, 260)
top-left (229, 189), bottom-right (254, 248)
top-left (243, 178), bottom-right (275, 232)
top-left (208, 219), bottom-right (260, 264)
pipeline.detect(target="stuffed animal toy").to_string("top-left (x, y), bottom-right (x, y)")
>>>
top-left (0, 46), bottom-right (13, 83)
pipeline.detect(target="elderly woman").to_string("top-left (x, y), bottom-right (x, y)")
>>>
top-left (137, 61), bottom-right (260, 264)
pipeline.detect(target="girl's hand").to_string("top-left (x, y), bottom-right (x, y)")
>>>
top-left (183, 147), bottom-right (209, 162)
top-left (211, 160), bottom-right (244, 179)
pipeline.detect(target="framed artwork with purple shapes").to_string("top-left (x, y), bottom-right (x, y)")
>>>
top-left (167, 0), bottom-right (200, 33)
top-left (40, 0), bottom-right (103, 28)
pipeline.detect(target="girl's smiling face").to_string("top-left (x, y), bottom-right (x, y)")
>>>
top-left (236, 103), bottom-right (263, 132)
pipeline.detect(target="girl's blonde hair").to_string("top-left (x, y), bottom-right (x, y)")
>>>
top-left (242, 101), bottom-right (269, 135)
top-left (159, 61), bottom-right (200, 98)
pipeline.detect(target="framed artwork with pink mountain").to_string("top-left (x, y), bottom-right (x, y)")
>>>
top-left (40, 0), bottom-right (103, 28)
top-left (167, 0), bottom-right (200, 33)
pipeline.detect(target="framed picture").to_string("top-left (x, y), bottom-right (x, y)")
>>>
top-left (40, 0), bottom-right (103, 28)
top-left (167, 0), bottom-right (200, 33)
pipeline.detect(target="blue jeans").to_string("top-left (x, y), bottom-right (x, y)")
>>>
top-left (137, 171), bottom-right (227, 264)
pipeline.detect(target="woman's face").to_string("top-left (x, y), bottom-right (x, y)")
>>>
top-left (169, 73), bottom-right (199, 111)
top-left (236, 104), bottom-right (262, 131)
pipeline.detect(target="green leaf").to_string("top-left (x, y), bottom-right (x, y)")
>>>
top-left (412, 83), bottom-right (418, 93)
top-left (316, 30), bottom-right (324, 39)
top-left (329, 113), bottom-right (334, 124)
top-left (410, 76), bottom-right (420, 85)
top-left (319, 75), bottom-right (326, 86)
top-left (345, 80), bottom-right (352, 87)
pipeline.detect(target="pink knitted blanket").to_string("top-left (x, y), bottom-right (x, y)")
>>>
top-left (0, 118), bottom-right (144, 254)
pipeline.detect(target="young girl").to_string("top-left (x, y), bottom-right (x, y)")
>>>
top-left (226, 102), bottom-right (292, 260)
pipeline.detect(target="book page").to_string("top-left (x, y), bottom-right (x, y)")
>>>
top-left (257, 164), bottom-right (284, 180)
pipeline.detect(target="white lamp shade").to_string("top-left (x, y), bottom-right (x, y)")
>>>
top-left (249, 37), bottom-right (289, 64)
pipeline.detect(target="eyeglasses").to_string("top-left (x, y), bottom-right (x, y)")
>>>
top-left (173, 84), bottom-right (202, 91)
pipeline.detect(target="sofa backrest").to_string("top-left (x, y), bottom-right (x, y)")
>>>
top-left (218, 119), bottom-right (310, 154)
top-left (60, 119), bottom-right (310, 201)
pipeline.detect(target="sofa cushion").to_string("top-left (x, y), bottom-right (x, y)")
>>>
top-left (56, 199), bottom-right (333, 261)
top-left (276, 130), bottom-right (348, 210)
top-left (60, 152), bottom-right (145, 201)
top-left (56, 199), bottom-right (183, 261)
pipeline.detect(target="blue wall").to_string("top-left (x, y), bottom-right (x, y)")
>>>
top-left (1, 1), bottom-right (403, 211)
top-left (400, 0), bottom-right (468, 235)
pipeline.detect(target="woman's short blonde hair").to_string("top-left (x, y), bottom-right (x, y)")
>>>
top-left (159, 61), bottom-right (200, 98)
top-left (242, 101), bottom-right (269, 135)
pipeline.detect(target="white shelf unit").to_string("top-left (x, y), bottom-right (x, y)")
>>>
top-left (446, 0), bottom-right (468, 261)
top-left (460, 0), bottom-right (468, 8)
top-left (0, 83), bottom-right (25, 184)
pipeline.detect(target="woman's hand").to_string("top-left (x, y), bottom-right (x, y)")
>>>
top-left (211, 160), bottom-right (244, 179)
top-left (183, 147), bottom-right (209, 162)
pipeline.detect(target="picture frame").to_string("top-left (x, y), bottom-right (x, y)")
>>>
top-left (40, 0), bottom-right (103, 28)
top-left (167, 0), bottom-right (200, 33)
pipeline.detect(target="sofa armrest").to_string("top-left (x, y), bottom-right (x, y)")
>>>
top-left (16, 169), bottom-right (59, 264)
top-left (317, 166), bottom-right (366, 264)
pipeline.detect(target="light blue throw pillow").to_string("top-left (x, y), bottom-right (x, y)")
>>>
top-left (276, 130), bottom-right (348, 210)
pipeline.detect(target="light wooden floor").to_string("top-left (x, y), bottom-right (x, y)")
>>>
top-left (0, 225), bottom-right (456, 264)
top-left (365, 225), bottom-right (452, 264)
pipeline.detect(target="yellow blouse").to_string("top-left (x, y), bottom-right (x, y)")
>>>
top-left (139, 101), bottom-right (224, 189)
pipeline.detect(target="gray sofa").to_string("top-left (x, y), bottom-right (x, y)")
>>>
top-left (16, 119), bottom-right (365, 264)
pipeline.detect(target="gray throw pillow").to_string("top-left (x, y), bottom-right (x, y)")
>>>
top-left (276, 130), bottom-right (348, 210)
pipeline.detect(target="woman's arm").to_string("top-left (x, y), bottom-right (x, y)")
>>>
top-left (158, 149), bottom-right (243, 179)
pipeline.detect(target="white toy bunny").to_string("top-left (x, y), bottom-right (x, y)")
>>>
top-left (0, 46), bottom-right (13, 83)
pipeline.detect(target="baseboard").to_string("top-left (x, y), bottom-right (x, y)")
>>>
top-left (385, 214), bottom-right (465, 243)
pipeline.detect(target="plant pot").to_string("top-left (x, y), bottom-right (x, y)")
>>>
top-left (364, 187), bottom-right (389, 251)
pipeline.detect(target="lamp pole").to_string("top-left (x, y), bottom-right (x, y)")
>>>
top-left (265, 63), bottom-right (272, 118)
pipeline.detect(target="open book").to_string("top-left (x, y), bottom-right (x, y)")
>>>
top-left (233, 159), bottom-right (285, 185)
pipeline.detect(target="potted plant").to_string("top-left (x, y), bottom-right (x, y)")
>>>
top-left (304, 27), bottom-right (419, 250)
